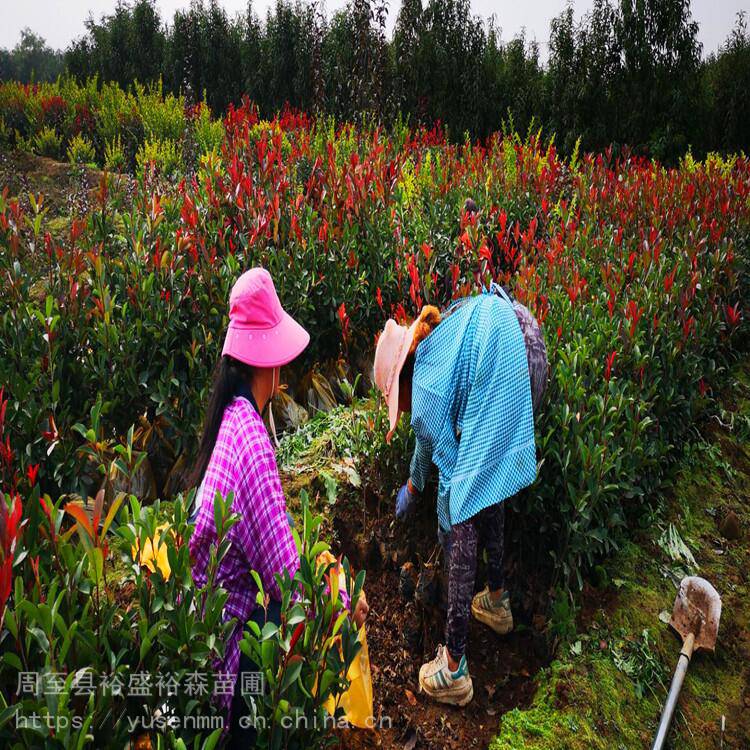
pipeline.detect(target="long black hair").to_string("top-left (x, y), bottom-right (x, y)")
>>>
top-left (190, 355), bottom-right (256, 487)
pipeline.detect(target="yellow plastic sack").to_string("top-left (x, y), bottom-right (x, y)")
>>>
top-left (132, 524), bottom-right (171, 580)
top-left (324, 625), bottom-right (374, 728)
top-left (317, 551), bottom-right (374, 728)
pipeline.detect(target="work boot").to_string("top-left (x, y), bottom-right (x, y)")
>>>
top-left (418, 644), bottom-right (473, 706)
top-left (471, 587), bottom-right (513, 635)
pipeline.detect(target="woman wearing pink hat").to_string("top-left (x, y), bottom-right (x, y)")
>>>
top-left (374, 283), bottom-right (547, 707)
top-left (189, 268), bottom-right (367, 746)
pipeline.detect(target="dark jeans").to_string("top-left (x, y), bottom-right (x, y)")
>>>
top-left (227, 600), bottom-right (282, 750)
top-left (445, 501), bottom-right (505, 659)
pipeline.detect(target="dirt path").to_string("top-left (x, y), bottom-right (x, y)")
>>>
top-left (0, 149), bottom-right (127, 232)
top-left (279, 469), bottom-right (553, 750)
top-left (329, 498), bottom-right (547, 750)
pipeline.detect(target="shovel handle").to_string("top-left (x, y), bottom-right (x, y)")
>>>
top-left (650, 632), bottom-right (695, 750)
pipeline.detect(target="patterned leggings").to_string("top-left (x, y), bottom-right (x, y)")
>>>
top-left (445, 502), bottom-right (505, 658)
top-left (444, 293), bottom-right (547, 659)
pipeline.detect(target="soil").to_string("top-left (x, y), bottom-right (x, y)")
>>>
top-left (319, 490), bottom-right (549, 750)
top-left (0, 149), bottom-right (128, 229)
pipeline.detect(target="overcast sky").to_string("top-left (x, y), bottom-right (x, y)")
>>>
top-left (2, 0), bottom-right (746, 59)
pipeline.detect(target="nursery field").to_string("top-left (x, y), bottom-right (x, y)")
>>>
top-left (0, 80), bottom-right (749, 749)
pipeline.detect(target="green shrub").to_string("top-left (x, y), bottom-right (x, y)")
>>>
top-left (30, 125), bottom-right (62, 158)
top-left (194, 104), bottom-right (225, 156)
top-left (0, 416), bottom-right (234, 748)
top-left (104, 134), bottom-right (127, 172)
top-left (0, 117), bottom-right (9, 148)
top-left (95, 80), bottom-right (134, 146)
top-left (136, 80), bottom-right (185, 142)
top-left (240, 491), bottom-right (364, 749)
top-left (0, 82), bottom-right (31, 141)
top-left (136, 137), bottom-right (181, 177)
top-left (66, 133), bottom-right (96, 167)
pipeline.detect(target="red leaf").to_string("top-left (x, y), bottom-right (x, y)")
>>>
top-left (26, 463), bottom-right (39, 487)
top-left (64, 502), bottom-right (94, 540)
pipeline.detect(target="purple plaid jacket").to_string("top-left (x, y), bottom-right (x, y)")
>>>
top-left (190, 396), bottom-right (299, 710)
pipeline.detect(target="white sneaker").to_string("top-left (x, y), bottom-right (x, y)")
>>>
top-left (418, 644), bottom-right (473, 706)
top-left (471, 587), bottom-right (514, 635)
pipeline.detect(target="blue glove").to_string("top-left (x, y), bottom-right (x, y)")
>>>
top-left (395, 482), bottom-right (417, 519)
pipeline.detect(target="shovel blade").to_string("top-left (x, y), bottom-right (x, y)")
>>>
top-left (669, 576), bottom-right (722, 653)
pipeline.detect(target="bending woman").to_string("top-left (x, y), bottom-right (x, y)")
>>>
top-left (373, 283), bottom-right (547, 707)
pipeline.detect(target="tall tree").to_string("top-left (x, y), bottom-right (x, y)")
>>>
top-left (615, 0), bottom-right (702, 158)
top-left (65, 0), bottom-right (166, 87)
top-left (706, 12), bottom-right (750, 153)
top-left (43, 0), bottom-right (750, 156)
top-left (547, 0), bottom-right (620, 152)
top-left (393, 0), bottom-right (425, 118)
top-left (260, 0), bottom-right (317, 115)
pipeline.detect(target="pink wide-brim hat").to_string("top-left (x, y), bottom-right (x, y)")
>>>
top-left (222, 268), bottom-right (310, 368)
top-left (373, 317), bottom-right (420, 442)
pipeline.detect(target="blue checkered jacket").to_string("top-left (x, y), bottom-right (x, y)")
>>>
top-left (409, 289), bottom-right (536, 531)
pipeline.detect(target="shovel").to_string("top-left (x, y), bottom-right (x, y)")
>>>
top-left (650, 576), bottom-right (722, 750)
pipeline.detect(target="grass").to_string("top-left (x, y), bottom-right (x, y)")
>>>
top-left (490, 658), bottom-right (659, 749)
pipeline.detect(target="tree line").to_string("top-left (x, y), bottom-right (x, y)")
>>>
top-left (2, 0), bottom-right (749, 160)
top-left (0, 30), bottom-right (65, 84)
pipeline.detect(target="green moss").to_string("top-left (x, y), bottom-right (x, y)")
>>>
top-left (491, 706), bottom-right (561, 749)
top-left (491, 658), bottom-right (657, 750)
top-left (490, 359), bottom-right (750, 750)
